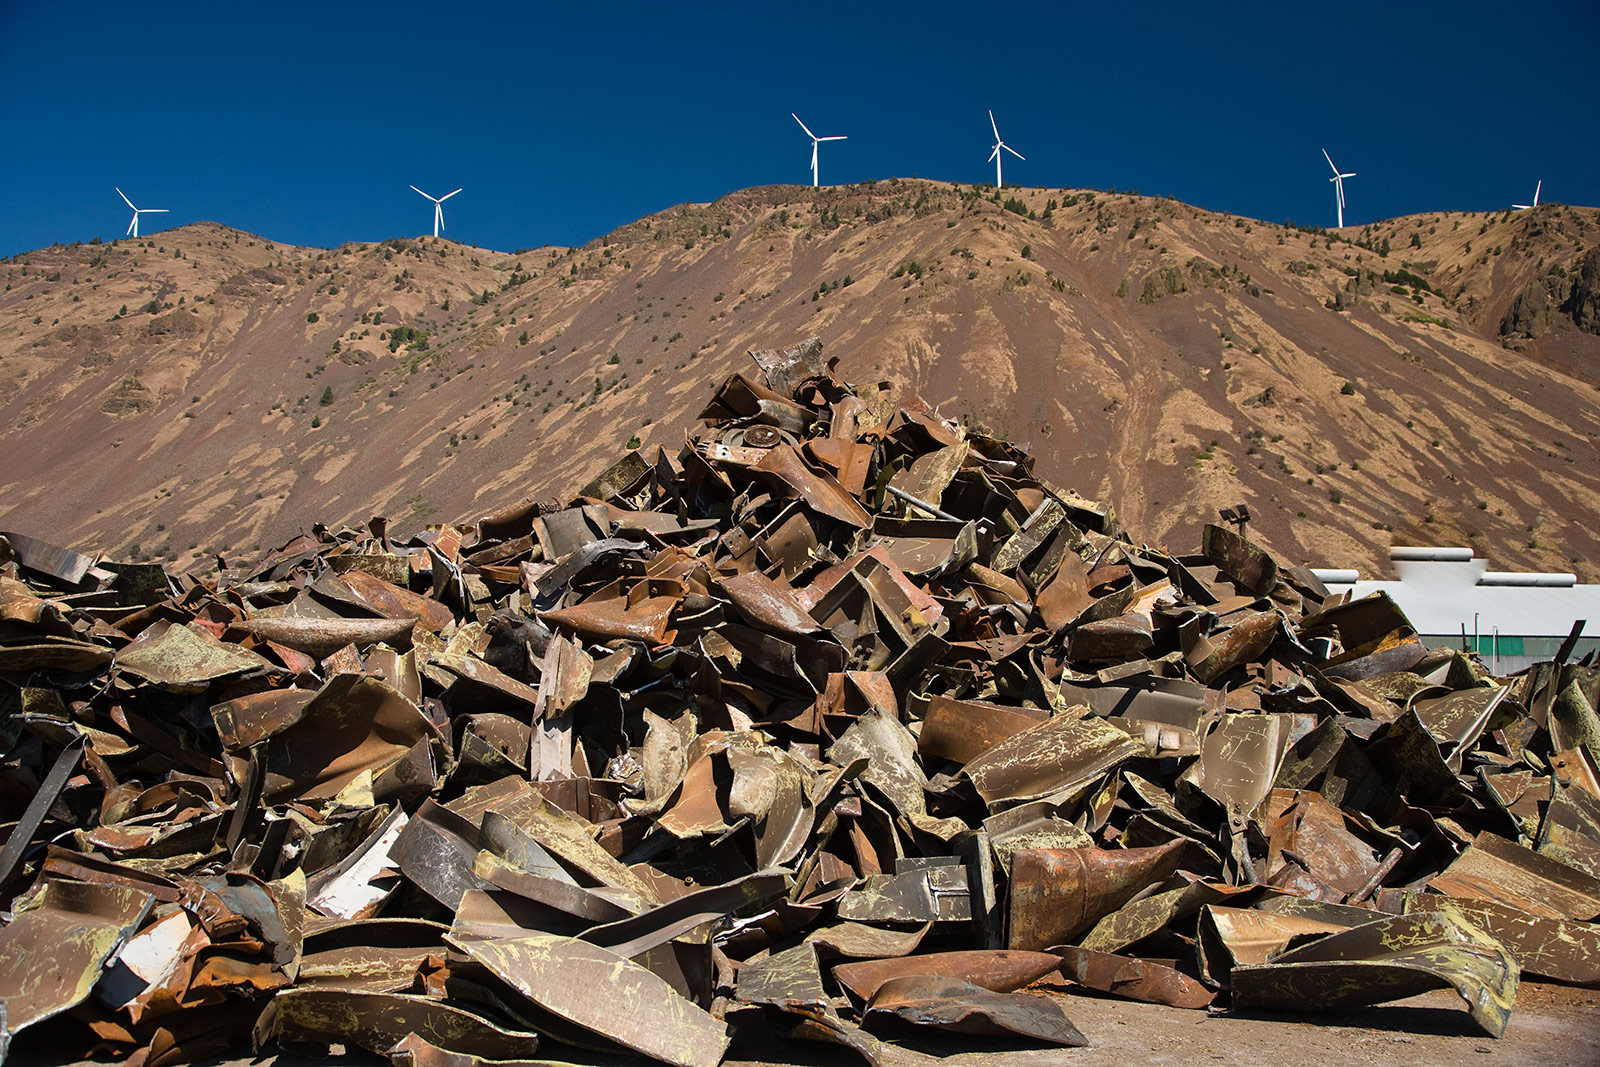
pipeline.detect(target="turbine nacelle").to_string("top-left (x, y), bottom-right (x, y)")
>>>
top-left (116, 187), bottom-right (168, 239)
top-left (792, 114), bottom-right (846, 187)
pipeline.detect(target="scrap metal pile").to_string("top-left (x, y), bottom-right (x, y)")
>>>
top-left (1, 338), bottom-right (1598, 1067)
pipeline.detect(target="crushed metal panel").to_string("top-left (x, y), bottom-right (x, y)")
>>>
top-left (963, 711), bottom-right (1142, 806)
top-left (229, 616), bottom-right (417, 657)
top-left (261, 988), bottom-right (541, 1059)
top-left (1050, 945), bottom-right (1215, 1008)
top-left (0, 880), bottom-right (153, 1040)
top-left (861, 975), bottom-right (1088, 1046)
top-left (1007, 841), bottom-right (1185, 950)
top-left (263, 673), bottom-right (440, 803)
top-left (735, 940), bottom-right (831, 1010)
top-left (1229, 911), bottom-right (1520, 1039)
top-left (832, 949), bottom-right (1063, 1002)
top-left (1403, 893), bottom-right (1600, 986)
top-left (805, 921), bottom-right (932, 959)
top-left (115, 620), bottom-right (271, 689)
top-left (452, 932), bottom-right (729, 1067)
top-left (1430, 832), bottom-right (1600, 920)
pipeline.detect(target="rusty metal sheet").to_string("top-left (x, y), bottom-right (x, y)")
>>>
top-left (390, 799), bottom-right (494, 909)
top-left (736, 940), bottom-right (831, 1010)
top-left (264, 673), bottom-right (441, 803)
top-left (230, 616), bottom-right (416, 657)
top-left (1195, 904), bottom-right (1349, 987)
top-left (471, 792), bottom-right (659, 905)
top-left (209, 688), bottom-right (316, 750)
top-left (453, 932), bottom-right (729, 1067)
top-left (805, 921), bottom-right (932, 959)
top-left (335, 568), bottom-right (456, 632)
top-left (832, 949), bottom-right (1063, 1002)
top-left (917, 696), bottom-right (1047, 766)
top-left (471, 853), bottom-right (635, 924)
top-left (718, 569), bottom-right (822, 636)
top-left (861, 975), bottom-right (1088, 1046)
top-left (305, 806), bottom-right (408, 919)
top-left (1, 530), bottom-right (98, 584)
top-left (0, 880), bottom-right (153, 1040)
top-left (542, 592), bottom-right (678, 644)
top-left (580, 869), bottom-right (790, 958)
top-left (753, 445), bottom-right (872, 528)
top-left (1431, 831), bottom-right (1600, 920)
top-left (1230, 911), bottom-right (1520, 1038)
top-left (827, 703), bottom-right (929, 821)
top-left (1079, 879), bottom-right (1257, 954)
top-left (1198, 712), bottom-right (1290, 822)
top-left (1050, 945), bottom-right (1215, 1008)
top-left (261, 988), bottom-right (542, 1059)
top-left (1007, 841), bottom-right (1185, 951)
top-left (115, 619), bottom-right (271, 689)
top-left (0, 735), bottom-right (84, 890)
top-left (963, 711), bottom-right (1142, 806)
top-left (1402, 893), bottom-right (1600, 985)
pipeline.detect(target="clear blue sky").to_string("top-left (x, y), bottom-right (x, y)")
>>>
top-left (2, 0), bottom-right (1595, 256)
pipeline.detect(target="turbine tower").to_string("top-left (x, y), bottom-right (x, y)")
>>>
top-left (1322, 149), bottom-right (1355, 228)
top-left (988, 110), bottom-right (1025, 189)
top-left (1514, 180), bottom-right (1542, 209)
top-left (791, 114), bottom-right (846, 187)
top-left (116, 188), bottom-right (168, 239)
top-left (410, 185), bottom-right (462, 238)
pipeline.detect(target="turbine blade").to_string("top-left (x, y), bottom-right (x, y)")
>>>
top-left (411, 185), bottom-right (436, 201)
top-left (440, 188), bottom-right (462, 201)
top-left (792, 113), bottom-right (815, 139)
top-left (811, 142), bottom-right (819, 170)
top-left (988, 146), bottom-right (999, 162)
top-left (126, 218), bottom-right (137, 236)
top-left (1004, 144), bottom-right (1025, 160)
top-left (1322, 148), bottom-right (1339, 175)
top-left (116, 187), bottom-right (136, 209)
top-left (1534, 180), bottom-right (1541, 204)
top-left (143, 209), bottom-right (168, 213)
top-left (819, 135), bottom-right (847, 141)
top-left (989, 109), bottom-right (1000, 140)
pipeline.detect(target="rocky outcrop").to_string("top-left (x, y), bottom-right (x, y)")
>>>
top-left (1563, 247), bottom-right (1600, 334)
top-left (1501, 279), bottom-right (1553, 340)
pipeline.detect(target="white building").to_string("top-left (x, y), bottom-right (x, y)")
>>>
top-left (1312, 547), bottom-right (1600, 675)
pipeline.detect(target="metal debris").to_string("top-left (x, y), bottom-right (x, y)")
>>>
top-left (1, 341), bottom-right (1598, 1065)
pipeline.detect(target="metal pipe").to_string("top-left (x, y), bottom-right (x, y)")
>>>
top-left (885, 485), bottom-right (961, 522)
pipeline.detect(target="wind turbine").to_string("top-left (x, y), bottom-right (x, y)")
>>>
top-left (987, 110), bottom-right (1025, 189)
top-left (1514, 180), bottom-right (1542, 209)
top-left (410, 185), bottom-right (462, 238)
top-left (791, 114), bottom-right (846, 187)
top-left (1322, 149), bottom-right (1355, 228)
top-left (116, 188), bottom-right (167, 239)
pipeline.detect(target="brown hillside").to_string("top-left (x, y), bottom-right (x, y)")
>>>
top-left (2, 183), bottom-right (1597, 579)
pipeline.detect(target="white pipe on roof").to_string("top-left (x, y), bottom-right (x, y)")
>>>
top-left (1391, 546), bottom-right (1475, 562)
top-left (1478, 572), bottom-right (1578, 587)
top-left (1311, 568), bottom-right (1360, 584)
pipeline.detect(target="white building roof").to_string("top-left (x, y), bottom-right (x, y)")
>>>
top-left (1313, 550), bottom-right (1600, 639)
